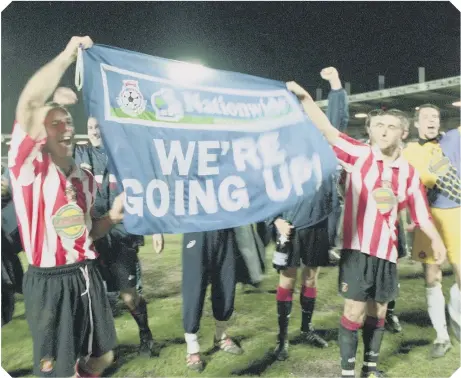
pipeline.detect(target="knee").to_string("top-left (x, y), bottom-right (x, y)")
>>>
top-left (343, 302), bottom-right (366, 325)
top-left (120, 290), bottom-right (139, 310)
top-left (279, 268), bottom-right (297, 290)
top-left (98, 350), bottom-right (114, 368)
top-left (303, 267), bottom-right (319, 288)
top-left (425, 265), bottom-right (442, 287)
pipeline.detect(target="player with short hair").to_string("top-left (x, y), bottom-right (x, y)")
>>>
top-left (287, 79), bottom-right (446, 378)
top-left (74, 117), bottom-right (164, 357)
top-left (271, 67), bottom-right (347, 361)
top-left (8, 36), bottom-right (124, 378)
top-left (403, 104), bottom-right (461, 357)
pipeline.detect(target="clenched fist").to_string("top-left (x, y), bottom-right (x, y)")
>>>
top-left (62, 36), bottom-right (93, 62)
top-left (53, 87), bottom-right (78, 106)
top-left (320, 67), bottom-right (339, 81)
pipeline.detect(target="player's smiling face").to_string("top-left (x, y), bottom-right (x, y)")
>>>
top-left (87, 117), bottom-right (102, 147)
top-left (44, 107), bottom-right (74, 158)
top-left (416, 107), bottom-right (440, 140)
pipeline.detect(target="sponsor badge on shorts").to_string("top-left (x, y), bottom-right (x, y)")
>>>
top-left (52, 203), bottom-right (86, 240)
top-left (40, 358), bottom-right (54, 373)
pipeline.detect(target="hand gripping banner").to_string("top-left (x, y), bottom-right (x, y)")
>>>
top-left (78, 44), bottom-right (338, 234)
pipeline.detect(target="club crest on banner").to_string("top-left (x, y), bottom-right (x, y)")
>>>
top-left (116, 80), bottom-right (147, 117)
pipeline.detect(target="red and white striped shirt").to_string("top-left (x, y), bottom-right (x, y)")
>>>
top-left (8, 123), bottom-right (98, 267)
top-left (333, 133), bottom-right (432, 263)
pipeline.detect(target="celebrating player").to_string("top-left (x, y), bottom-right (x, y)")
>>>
top-left (271, 66), bottom-right (348, 360)
top-left (8, 36), bottom-right (124, 378)
top-left (74, 116), bottom-right (164, 357)
top-left (287, 79), bottom-right (446, 378)
top-left (403, 105), bottom-right (461, 356)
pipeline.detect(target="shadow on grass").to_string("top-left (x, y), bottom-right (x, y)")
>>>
top-left (230, 350), bottom-right (277, 376)
top-left (398, 310), bottom-right (432, 328)
top-left (7, 368), bottom-right (33, 377)
top-left (105, 338), bottom-right (186, 376)
top-left (394, 339), bottom-right (431, 355)
top-left (399, 269), bottom-right (453, 280)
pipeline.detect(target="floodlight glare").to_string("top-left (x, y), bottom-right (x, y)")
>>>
top-left (167, 61), bottom-right (210, 85)
top-left (452, 101), bottom-right (461, 107)
top-left (354, 113), bottom-right (368, 119)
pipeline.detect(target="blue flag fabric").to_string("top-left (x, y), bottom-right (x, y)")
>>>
top-left (80, 44), bottom-right (338, 234)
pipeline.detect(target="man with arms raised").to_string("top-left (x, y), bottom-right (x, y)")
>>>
top-left (287, 78), bottom-right (446, 378)
top-left (8, 36), bottom-right (124, 378)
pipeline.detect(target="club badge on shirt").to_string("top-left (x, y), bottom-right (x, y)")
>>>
top-left (372, 181), bottom-right (396, 214)
top-left (52, 203), bottom-right (86, 240)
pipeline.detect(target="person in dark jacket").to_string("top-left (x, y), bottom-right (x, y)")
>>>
top-left (1, 168), bottom-right (24, 326)
top-left (270, 67), bottom-right (348, 360)
top-left (74, 117), bottom-right (164, 357)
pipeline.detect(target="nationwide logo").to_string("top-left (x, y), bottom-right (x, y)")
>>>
top-left (151, 88), bottom-right (185, 122)
top-left (52, 204), bottom-right (86, 240)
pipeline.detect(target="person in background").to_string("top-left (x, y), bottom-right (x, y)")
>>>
top-left (287, 78), bottom-right (446, 378)
top-left (403, 105), bottom-right (461, 357)
top-left (74, 116), bottom-right (164, 357)
top-left (1, 168), bottom-right (23, 327)
top-left (269, 67), bottom-right (346, 361)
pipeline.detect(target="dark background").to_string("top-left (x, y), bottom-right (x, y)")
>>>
top-left (2, 1), bottom-right (460, 134)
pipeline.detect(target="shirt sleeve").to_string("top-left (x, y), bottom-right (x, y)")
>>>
top-left (326, 88), bottom-right (349, 133)
top-left (332, 132), bottom-right (371, 170)
top-left (8, 122), bottom-right (48, 186)
top-left (406, 167), bottom-right (433, 229)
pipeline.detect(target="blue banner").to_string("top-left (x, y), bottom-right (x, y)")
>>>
top-left (80, 44), bottom-right (338, 234)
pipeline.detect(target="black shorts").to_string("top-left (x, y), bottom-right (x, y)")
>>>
top-left (338, 249), bottom-right (398, 303)
top-left (97, 242), bottom-right (139, 292)
top-left (23, 260), bottom-right (117, 377)
top-left (286, 218), bottom-right (330, 268)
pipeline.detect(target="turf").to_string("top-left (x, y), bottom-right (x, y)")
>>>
top-left (2, 234), bottom-right (460, 377)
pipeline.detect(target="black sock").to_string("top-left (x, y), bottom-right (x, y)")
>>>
top-left (300, 286), bottom-right (317, 332)
top-left (276, 286), bottom-right (293, 341)
top-left (339, 316), bottom-right (361, 377)
top-left (130, 298), bottom-right (152, 338)
top-left (386, 300), bottom-right (395, 317)
top-left (362, 316), bottom-right (385, 373)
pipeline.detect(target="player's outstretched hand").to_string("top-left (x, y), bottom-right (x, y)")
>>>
top-left (109, 192), bottom-right (125, 224)
top-left (320, 67), bottom-right (339, 82)
top-left (286, 81), bottom-right (313, 102)
top-left (152, 234), bottom-right (164, 254)
top-left (431, 238), bottom-right (447, 265)
top-left (62, 36), bottom-right (93, 62)
top-left (53, 87), bottom-right (78, 106)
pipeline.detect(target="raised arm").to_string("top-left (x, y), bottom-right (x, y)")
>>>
top-left (286, 81), bottom-right (340, 145)
top-left (322, 67), bottom-right (349, 132)
top-left (15, 36), bottom-right (93, 138)
top-left (286, 80), bottom-right (369, 169)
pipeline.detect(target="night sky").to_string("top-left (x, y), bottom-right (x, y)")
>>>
top-left (1, 1), bottom-right (460, 134)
